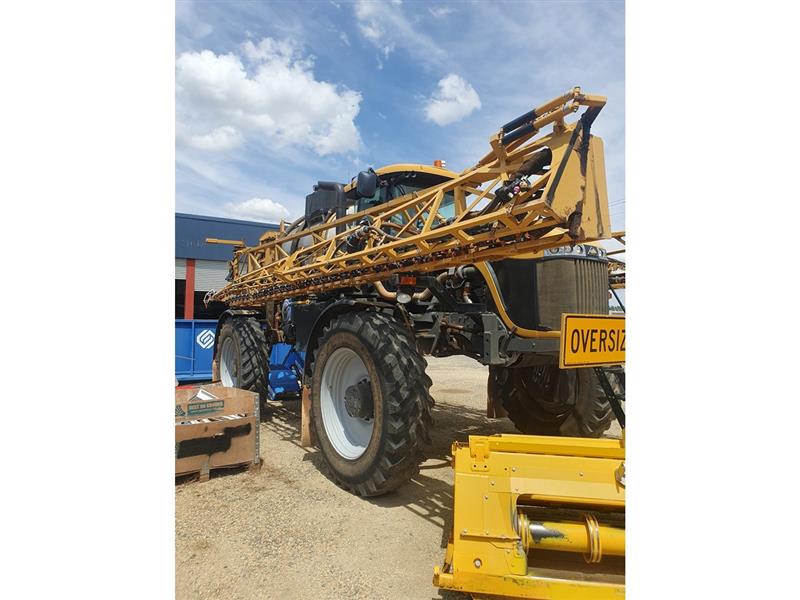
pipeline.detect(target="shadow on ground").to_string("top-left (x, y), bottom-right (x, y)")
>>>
top-left (261, 395), bottom-right (515, 555)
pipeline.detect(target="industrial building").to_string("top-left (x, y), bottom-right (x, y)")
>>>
top-left (175, 213), bottom-right (279, 381)
top-left (175, 213), bottom-right (279, 319)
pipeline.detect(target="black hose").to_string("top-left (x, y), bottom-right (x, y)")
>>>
top-left (517, 148), bottom-right (552, 177)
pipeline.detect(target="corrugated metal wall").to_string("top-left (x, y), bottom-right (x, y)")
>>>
top-left (175, 258), bottom-right (186, 279)
top-left (194, 259), bottom-right (229, 291)
top-left (176, 213), bottom-right (279, 261)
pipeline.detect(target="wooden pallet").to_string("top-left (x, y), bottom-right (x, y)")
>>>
top-left (175, 384), bottom-right (260, 481)
top-left (176, 458), bottom-right (261, 483)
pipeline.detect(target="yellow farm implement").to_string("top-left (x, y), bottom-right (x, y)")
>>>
top-left (435, 434), bottom-right (625, 599)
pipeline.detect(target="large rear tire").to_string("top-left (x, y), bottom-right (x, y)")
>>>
top-left (310, 311), bottom-right (433, 497)
top-left (216, 317), bottom-right (269, 404)
top-left (491, 365), bottom-right (613, 437)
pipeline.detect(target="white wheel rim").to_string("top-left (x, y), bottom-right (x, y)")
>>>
top-left (320, 347), bottom-right (374, 460)
top-left (219, 337), bottom-right (237, 387)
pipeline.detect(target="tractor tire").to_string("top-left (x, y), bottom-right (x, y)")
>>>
top-left (216, 317), bottom-right (269, 404)
top-left (310, 311), bottom-right (433, 497)
top-left (491, 365), bottom-right (613, 437)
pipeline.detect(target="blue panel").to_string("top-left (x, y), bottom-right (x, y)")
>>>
top-left (268, 342), bottom-right (294, 369)
top-left (267, 343), bottom-right (304, 399)
top-left (175, 319), bottom-right (218, 382)
top-left (268, 370), bottom-right (301, 397)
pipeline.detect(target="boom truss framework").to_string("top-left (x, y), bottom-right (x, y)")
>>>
top-left (211, 88), bottom-right (611, 308)
top-left (608, 231), bottom-right (626, 289)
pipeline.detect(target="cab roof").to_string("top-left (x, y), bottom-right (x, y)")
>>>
top-left (343, 163), bottom-right (458, 192)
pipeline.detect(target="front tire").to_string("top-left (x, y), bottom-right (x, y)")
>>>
top-left (216, 317), bottom-right (269, 403)
top-left (310, 311), bottom-right (433, 497)
top-left (492, 365), bottom-right (613, 437)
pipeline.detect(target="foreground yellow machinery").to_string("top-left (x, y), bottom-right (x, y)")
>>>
top-left (435, 311), bottom-right (625, 598)
top-left (434, 430), bottom-right (624, 599)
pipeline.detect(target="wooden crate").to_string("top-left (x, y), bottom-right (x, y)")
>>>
top-left (175, 384), bottom-right (260, 481)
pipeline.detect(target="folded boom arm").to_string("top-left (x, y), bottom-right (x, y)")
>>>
top-left (211, 88), bottom-right (610, 307)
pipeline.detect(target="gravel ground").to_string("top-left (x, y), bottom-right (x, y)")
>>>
top-left (176, 356), bottom-right (621, 599)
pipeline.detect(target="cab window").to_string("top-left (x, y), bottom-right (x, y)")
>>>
top-left (356, 171), bottom-right (455, 224)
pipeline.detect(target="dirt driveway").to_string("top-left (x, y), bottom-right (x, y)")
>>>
top-left (176, 356), bottom-right (620, 599)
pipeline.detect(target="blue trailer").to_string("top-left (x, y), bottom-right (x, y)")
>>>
top-left (175, 319), bottom-right (217, 382)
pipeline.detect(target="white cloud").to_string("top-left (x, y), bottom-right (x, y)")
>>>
top-left (357, 16), bottom-right (384, 45)
top-left (429, 6), bottom-right (454, 18)
top-left (175, 0), bottom-right (212, 38)
top-left (225, 197), bottom-right (291, 222)
top-left (176, 37), bottom-right (362, 156)
top-left (339, 31), bottom-right (350, 46)
top-left (424, 74), bottom-right (481, 126)
top-left (184, 126), bottom-right (243, 151)
top-left (354, 0), bottom-right (445, 68)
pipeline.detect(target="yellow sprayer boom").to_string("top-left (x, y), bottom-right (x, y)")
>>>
top-left (210, 88), bottom-right (610, 307)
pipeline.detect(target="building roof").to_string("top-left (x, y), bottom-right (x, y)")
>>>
top-left (176, 212), bottom-right (279, 261)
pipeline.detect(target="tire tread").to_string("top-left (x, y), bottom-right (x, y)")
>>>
top-left (312, 311), bottom-right (433, 497)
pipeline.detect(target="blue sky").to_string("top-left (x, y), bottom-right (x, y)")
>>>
top-left (176, 0), bottom-right (625, 231)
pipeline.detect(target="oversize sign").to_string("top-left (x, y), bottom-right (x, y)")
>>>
top-left (559, 314), bottom-right (625, 368)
